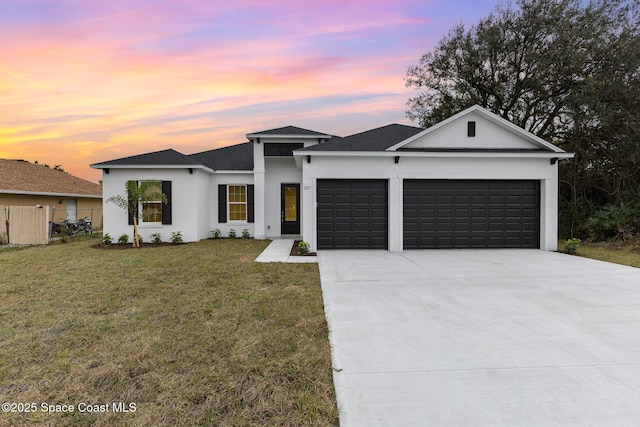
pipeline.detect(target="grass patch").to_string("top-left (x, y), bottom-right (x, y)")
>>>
top-left (559, 239), bottom-right (640, 268)
top-left (0, 237), bottom-right (338, 426)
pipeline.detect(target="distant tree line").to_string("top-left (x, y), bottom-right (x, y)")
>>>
top-left (405, 0), bottom-right (640, 240)
top-left (17, 159), bottom-right (67, 173)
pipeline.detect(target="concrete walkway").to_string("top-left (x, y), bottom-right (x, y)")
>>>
top-left (254, 239), bottom-right (317, 263)
top-left (318, 250), bottom-right (640, 426)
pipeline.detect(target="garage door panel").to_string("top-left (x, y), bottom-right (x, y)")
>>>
top-left (404, 179), bottom-right (539, 249)
top-left (317, 179), bottom-right (388, 249)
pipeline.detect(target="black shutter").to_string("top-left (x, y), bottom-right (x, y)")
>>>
top-left (127, 180), bottom-right (137, 225)
top-left (218, 184), bottom-right (227, 223)
top-left (161, 181), bottom-right (172, 225)
top-left (247, 185), bottom-right (254, 223)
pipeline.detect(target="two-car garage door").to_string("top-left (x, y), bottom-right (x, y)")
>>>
top-left (317, 179), bottom-right (540, 249)
top-left (403, 180), bottom-right (540, 249)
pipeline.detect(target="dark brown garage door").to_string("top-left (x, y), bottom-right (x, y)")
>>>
top-left (404, 180), bottom-right (540, 249)
top-left (317, 179), bottom-right (388, 249)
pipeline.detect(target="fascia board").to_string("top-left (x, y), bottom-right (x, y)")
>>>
top-left (294, 151), bottom-right (574, 159)
top-left (90, 164), bottom-right (215, 173)
top-left (246, 133), bottom-right (333, 140)
top-left (0, 189), bottom-right (102, 198)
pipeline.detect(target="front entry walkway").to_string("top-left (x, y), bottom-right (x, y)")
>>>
top-left (318, 250), bottom-right (640, 426)
top-left (254, 239), bottom-right (317, 263)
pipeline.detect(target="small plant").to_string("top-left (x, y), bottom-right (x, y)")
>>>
top-left (242, 229), bottom-right (251, 239)
top-left (211, 229), bottom-right (222, 239)
top-left (102, 233), bottom-right (113, 245)
top-left (118, 233), bottom-right (129, 245)
top-left (228, 229), bottom-right (236, 239)
top-left (297, 241), bottom-right (310, 255)
top-left (563, 238), bottom-right (581, 255)
top-left (0, 232), bottom-right (7, 245)
top-left (150, 232), bottom-right (162, 244)
top-left (170, 231), bottom-right (183, 244)
top-left (137, 234), bottom-right (144, 244)
top-left (59, 223), bottom-right (69, 243)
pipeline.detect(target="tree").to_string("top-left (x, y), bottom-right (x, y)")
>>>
top-left (106, 180), bottom-right (167, 247)
top-left (405, 0), bottom-right (640, 237)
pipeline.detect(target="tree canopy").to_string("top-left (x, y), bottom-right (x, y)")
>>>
top-left (406, 0), bottom-right (640, 238)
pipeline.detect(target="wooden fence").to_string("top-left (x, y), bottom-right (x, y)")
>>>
top-left (0, 205), bottom-right (50, 245)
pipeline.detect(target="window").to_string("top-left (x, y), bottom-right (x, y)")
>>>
top-left (218, 184), bottom-right (253, 223)
top-left (228, 185), bottom-right (247, 221)
top-left (467, 121), bottom-right (476, 137)
top-left (140, 181), bottom-right (163, 224)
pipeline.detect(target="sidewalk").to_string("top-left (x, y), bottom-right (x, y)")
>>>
top-left (254, 239), bottom-right (317, 263)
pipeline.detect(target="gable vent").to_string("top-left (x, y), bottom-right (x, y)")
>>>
top-left (467, 121), bottom-right (476, 137)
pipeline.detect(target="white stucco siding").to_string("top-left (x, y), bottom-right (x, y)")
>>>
top-left (264, 157), bottom-right (302, 238)
top-left (405, 111), bottom-right (536, 150)
top-left (209, 173), bottom-right (255, 238)
top-left (101, 168), bottom-right (204, 243)
top-left (301, 155), bottom-right (560, 252)
top-left (194, 169), bottom-right (212, 240)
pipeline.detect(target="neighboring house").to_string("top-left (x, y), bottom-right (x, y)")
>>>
top-left (0, 159), bottom-right (103, 227)
top-left (91, 105), bottom-right (573, 251)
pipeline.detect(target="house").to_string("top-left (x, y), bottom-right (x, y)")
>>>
top-left (91, 105), bottom-right (573, 251)
top-left (0, 159), bottom-right (103, 227)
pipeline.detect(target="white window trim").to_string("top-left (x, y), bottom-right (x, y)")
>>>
top-left (138, 180), bottom-right (163, 225)
top-left (227, 184), bottom-right (248, 223)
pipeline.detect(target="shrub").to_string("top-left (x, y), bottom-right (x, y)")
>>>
top-left (586, 203), bottom-right (637, 241)
top-left (242, 229), bottom-right (251, 239)
top-left (170, 231), bottom-right (183, 244)
top-left (137, 234), bottom-right (144, 244)
top-left (102, 233), bottom-right (112, 245)
top-left (297, 241), bottom-right (310, 255)
top-left (118, 234), bottom-right (129, 244)
top-left (563, 238), bottom-right (581, 255)
top-left (228, 229), bottom-right (236, 239)
top-left (0, 232), bottom-right (7, 245)
top-left (211, 229), bottom-right (222, 239)
top-left (150, 232), bottom-right (162, 244)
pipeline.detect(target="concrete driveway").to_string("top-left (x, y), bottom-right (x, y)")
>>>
top-left (318, 250), bottom-right (640, 426)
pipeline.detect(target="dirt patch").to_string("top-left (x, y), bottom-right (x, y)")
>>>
top-left (290, 240), bottom-right (317, 256)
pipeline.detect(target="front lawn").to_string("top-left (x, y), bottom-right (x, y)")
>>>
top-left (0, 238), bottom-right (338, 426)
top-left (559, 239), bottom-right (640, 268)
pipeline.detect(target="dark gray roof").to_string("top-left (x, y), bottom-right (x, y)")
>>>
top-left (247, 125), bottom-right (331, 137)
top-left (299, 124), bottom-right (424, 152)
top-left (189, 142), bottom-right (253, 170)
top-left (91, 148), bottom-right (201, 167)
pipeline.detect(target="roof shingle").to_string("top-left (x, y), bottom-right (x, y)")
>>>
top-left (189, 143), bottom-right (253, 171)
top-left (91, 149), bottom-right (201, 167)
top-left (0, 159), bottom-right (102, 197)
top-left (299, 124), bottom-right (424, 152)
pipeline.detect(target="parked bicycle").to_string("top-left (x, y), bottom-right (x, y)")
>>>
top-left (51, 218), bottom-right (92, 236)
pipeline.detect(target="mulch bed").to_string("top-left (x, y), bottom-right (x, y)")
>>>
top-left (290, 240), bottom-right (317, 257)
top-left (92, 242), bottom-right (185, 250)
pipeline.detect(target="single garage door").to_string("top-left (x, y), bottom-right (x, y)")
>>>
top-left (404, 180), bottom-right (540, 249)
top-left (317, 179), bottom-right (388, 249)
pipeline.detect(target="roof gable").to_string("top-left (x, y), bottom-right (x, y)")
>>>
top-left (299, 124), bottom-right (423, 152)
top-left (0, 159), bottom-right (102, 197)
top-left (247, 125), bottom-right (332, 139)
top-left (390, 105), bottom-right (565, 153)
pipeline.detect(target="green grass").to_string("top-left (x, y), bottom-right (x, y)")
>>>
top-left (559, 239), bottom-right (640, 268)
top-left (0, 237), bottom-right (338, 426)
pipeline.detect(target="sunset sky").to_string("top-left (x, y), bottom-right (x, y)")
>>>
top-left (0, 0), bottom-right (502, 183)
